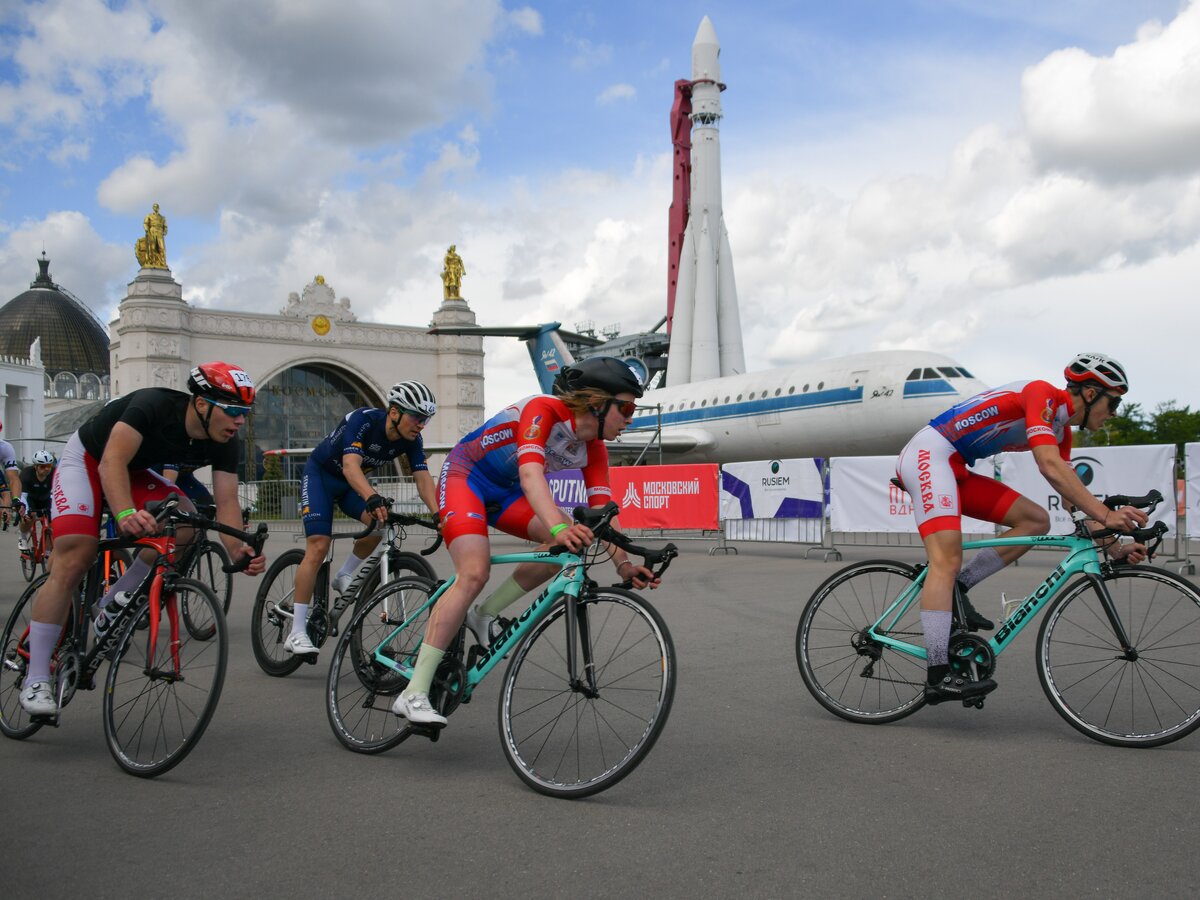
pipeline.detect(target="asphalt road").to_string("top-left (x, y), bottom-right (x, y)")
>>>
top-left (1, 528), bottom-right (1197, 899)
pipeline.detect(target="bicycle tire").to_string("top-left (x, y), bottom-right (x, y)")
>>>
top-left (40, 524), bottom-right (52, 576)
top-left (0, 575), bottom-right (52, 740)
top-left (250, 548), bottom-right (306, 677)
top-left (796, 559), bottom-right (928, 724)
top-left (19, 548), bottom-right (34, 583)
top-left (103, 578), bottom-right (227, 777)
top-left (498, 587), bottom-right (676, 799)
top-left (327, 575), bottom-right (437, 753)
top-left (1037, 566), bottom-right (1200, 747)
top-left (349, 551), bottom-right (437, 617)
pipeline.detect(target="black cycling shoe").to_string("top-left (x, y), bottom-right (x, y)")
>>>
top-left (956, 583), bottom-right (994, 632)
top-left (924, 667), bottom-right (997, 706)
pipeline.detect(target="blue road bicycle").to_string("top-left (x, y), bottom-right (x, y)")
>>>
top-left (326, 503), bottom-right (678, 798)
top-left (795, 490), bottom-right (1200, 747)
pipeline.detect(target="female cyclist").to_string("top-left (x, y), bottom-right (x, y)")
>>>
top-left (392, 356), bottom-right (661, 725)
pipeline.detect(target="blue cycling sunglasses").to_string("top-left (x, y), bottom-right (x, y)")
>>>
top-left (207, 398), bottom-right (253, 418)
top-left (399, 408), bottom-right (433, 425)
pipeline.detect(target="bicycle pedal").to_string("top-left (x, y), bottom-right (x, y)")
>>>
top-left (303, 655), bottom-right (318, 666)
top-left (329, 623), bottom-right (339, 638)
top-left (963, 698), bottom-right (986, 710)
top-left (410, 723), bottom-right (444, 742)
top-left (29, 713), bottom-right (60, 727)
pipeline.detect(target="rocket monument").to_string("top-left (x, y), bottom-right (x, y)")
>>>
top-left (665, 16), bottom-right (746, 386)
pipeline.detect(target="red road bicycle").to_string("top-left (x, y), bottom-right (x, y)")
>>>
top-left (19, 510), bottom-right (52, 583)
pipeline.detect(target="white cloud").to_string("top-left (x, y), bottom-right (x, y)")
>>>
top-left (508, 6), bottom-right (543, 36)
top-left (569, 38), bottom-right (612, 70)
top-left (597, 83), bottom-right (636, 105)
top-left (1022, 2), bottom-right (1200, 179)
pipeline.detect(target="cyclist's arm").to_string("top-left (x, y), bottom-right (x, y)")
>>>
top-left (213, 469), bottom-right (265, 575)
top-left (340, 453), bottom-right (385, 521)
top-left (160, 467), bottom-right (180, 484)
top-left (6, 465), bottom-right (21, 501)
top-left (1031, 444), bottom-right (1148, 531)
top-left (518, 461), bottom-right (591, 550)
top-left (413, 469), bottom-right (439, 519)
top-left (99, 423), bottom-right (158, 536)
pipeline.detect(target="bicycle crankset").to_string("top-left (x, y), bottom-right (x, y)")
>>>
top-left (948, 633), bottom-right (995, 681)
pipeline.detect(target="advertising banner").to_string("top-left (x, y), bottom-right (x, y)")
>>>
top-left (546, 465), bottom-right (720, 530)
top-left (829, 456), bottom-right (995, 534)
top-left (719, 458), bottom-right (824, 520)
top-left (998, 444), bottom-right (1176, 535)
top-left (1187, 444), bottom-right (1200, 538)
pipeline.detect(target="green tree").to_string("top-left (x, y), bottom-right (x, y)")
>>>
top-left (1080, 401), bottom-right (1200, 473)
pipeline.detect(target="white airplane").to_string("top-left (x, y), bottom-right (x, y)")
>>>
top-left (428, 323), bottom-right (988, 464)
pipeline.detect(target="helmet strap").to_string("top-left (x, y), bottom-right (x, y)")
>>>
top-left (194, 396), bottom-right (217, 440)
top-left (1078, 384), bottom-right (1101, 432)
top-left (592, 399), bottom-right (616, 435)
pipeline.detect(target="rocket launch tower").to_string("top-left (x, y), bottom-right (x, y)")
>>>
top-left (665, 16), bottom-right (746, 386)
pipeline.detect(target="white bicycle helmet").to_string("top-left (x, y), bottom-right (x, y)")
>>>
top-left (32, 450), bottom-right (55, 465)
top-left (387, 381), bottom-right (437, 418)
top-left (1064, 352), bottom-right (1129, 394)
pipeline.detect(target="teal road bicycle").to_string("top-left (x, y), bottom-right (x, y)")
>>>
top-left (326, 502), bottom-right (679, 798)
top-left (795, 490), bottom-right (1200, 747)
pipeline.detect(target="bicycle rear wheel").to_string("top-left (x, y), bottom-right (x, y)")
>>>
top-left (327, 576), bottom-right (436, 753)
top-left (1038, 566), bottom-right (1200, 747)
top-left (103, 578), bottom-right (227, 777)
top-left (40, 524), bottom-right (52, 575)
top-left (796, 560), bottom-right (927, 724)
top-left (250, 548), bottom-right (305, 677)
top-left (498, 588), bottom-right (676, 799)
top-left (0, 575), bottom-right (52, 739)
top-left (19, 547), bottom-right (35, 582)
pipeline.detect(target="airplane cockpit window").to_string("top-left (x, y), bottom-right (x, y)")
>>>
top-left (922, 368), bottom-right (939, 379)
top-left (906, 369), bottom-right (922, 381)
top-left (957, 367), bottom-right (975, 378)
top-left (938, 367), bottom-right (959, 378)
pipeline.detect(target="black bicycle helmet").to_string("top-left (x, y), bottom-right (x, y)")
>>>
top-left (553, 356), bottom-right (645, 399)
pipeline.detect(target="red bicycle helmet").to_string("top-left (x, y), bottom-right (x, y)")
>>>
top-left (187, 362), bottom-right (257, 405)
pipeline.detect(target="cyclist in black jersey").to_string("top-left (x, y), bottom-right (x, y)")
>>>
top-left (15, 450), bottom-right (55, 552)
top-left (18, 362), bottom-right (267, 718)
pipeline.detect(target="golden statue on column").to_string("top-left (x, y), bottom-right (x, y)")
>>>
top-left (135, 203), bottom-right (169, 269)
top-left (441, 244), bottom-right (466, 299)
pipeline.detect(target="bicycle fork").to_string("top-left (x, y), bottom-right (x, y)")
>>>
top-left (145, 573), bottom-right (184, 681)
top-left (1083, 573), bottom-right (1138, 660)
top-left (564, 593), bottom-right (600, 699)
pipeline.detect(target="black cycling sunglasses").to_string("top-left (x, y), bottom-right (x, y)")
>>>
top-left (399, 408), bottom-right (432, 425)
top-left (1105, 392), bottom-right (1122, 413)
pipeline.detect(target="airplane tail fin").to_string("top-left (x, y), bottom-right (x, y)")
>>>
top-left (527, 325), bottom-right (575, 393)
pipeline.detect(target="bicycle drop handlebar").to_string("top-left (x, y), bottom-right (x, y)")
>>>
top-left (143, 496), bottom-right (270, 573)
top-left (1084, 489), bottom-right (1170, 552)
top-left (546, 501), bottom-right (679, 586)
top-left (332, 499), bottom-right (443, 555)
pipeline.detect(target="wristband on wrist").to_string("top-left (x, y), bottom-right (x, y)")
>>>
top-left (550, 523), bottom-right (569, 538)
top-left (115, 507), bottom-right (137, 522)
top-left (617, 560), bottom-right (634, 572)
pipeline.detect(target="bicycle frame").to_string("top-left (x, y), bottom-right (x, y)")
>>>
top-left (372, 548), bottom-right (589, 700)
top-left (867, 532), bottom-right (1125, 662)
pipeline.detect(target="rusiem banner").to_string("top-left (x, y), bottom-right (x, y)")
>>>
top-left (1187, 443), bottom-right (1200, 538)
top-left (719, 458), bottom-right (824, 520)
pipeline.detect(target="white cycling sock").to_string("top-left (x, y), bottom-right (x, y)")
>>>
top-left (292, 602), bottom-right (310, 636)
top-left (959, 548), bottom-right (1005, 590)
top-left (921, 610), bottom-right (952, 667)
top-left (100, 556), bottom-right (152, 608)
top-left (336, 552), bottom-right (365, 581)
top-left (25, 620), bottom-right (62, 686)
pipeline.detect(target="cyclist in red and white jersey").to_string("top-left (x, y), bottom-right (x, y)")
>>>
top-left (895, 353), bottom-right (1148, 705)
top-left (391, 357), bottom-right (661, 726)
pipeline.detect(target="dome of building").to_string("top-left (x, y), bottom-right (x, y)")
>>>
top-left (0, 254), bottom-right (110, 375)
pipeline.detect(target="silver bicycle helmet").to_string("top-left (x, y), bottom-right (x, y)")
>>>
top-left (31, 450), bottom-right (55, 465)
top-left (1064, 352), bottom-right (1129, 394)
top-left (387, 381), bottom-right (437, 417)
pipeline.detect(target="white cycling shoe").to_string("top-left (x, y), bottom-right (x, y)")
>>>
top-left (391, 691), bottom-right (447, 726)
top-left (19, 681), bottom-right (56, 716)
top-left (284, 631), bottom-right (319, 656)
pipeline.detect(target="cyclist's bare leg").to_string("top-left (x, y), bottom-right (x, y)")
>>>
top-left (424, 533), bottom-right (490, 650)
top-left (992, 496), bottom-right (1050, 566)
top-left (920, 529), bottom-right (962, 613)
top-left (25, 534), bottom-right (98, 688)
top-left (294, 533), bottom-right (332, 610)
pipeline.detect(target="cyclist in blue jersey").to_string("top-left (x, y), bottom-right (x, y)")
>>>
top-left (284, 382), bottom-right (440, 658)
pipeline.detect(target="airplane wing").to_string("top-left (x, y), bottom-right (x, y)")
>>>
top-left (605, 428), bottom-right (716, 462)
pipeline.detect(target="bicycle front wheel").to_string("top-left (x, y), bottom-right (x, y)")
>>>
top-left (797, 559), bottom-right (927, 724)
top-left (1037, 566), bottom-right (1200, 747)
top-left (0, 575), bottom-right (52, 740)
top-left (327, 576), bottom-right (436, 753)
top-left (251, 548), bottom-right (305, 677)
top-left (187, 540), bottom-right (233, 615)
top-left (498, 588), bottom-right (676, 799)
top-left (103, 578), bottom-right (227, 777)
top-left (19, 547), bottom-right (35, 583)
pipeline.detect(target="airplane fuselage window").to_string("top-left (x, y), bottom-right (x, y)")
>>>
top-left (818, 382), bottom-right (824, 390)
top-left (803, 384), bottom-right (809, 392)
top-left (774, 388), bottom-right (781, 396)
top-left (788, 386), bottom-right (795, 394)
top-left (724, 396), bottom-right (730, 403)
top-left (749, 392), bottom-right (756, 399)
top-left (701, 399), bottom-right (708, 407)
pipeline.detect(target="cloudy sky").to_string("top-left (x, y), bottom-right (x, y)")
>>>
top-left (2, 0), bottom-right (1198, 413)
